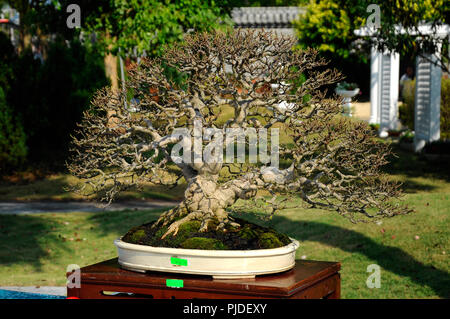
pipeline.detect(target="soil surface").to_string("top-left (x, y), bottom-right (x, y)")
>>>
top-left (122, 216), bottom-right (292, 250)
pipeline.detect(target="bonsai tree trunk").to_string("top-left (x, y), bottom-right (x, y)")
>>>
top-left (155, 163), bottom-right (258, 238)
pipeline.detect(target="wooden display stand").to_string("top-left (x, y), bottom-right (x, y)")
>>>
top-left (67, 258), bottom-right (341, 299)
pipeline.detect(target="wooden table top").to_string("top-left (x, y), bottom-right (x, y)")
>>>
top-left (76, 258), bottom-right (340, 298)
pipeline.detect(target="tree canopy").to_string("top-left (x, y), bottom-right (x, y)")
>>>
top-left (367, 0), bottom-right (449, 72)
top-left (74, 0), bottom-right (233, 58)
top-left (294, 0), bottom-right (449, 71)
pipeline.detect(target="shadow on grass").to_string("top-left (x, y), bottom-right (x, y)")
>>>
top-left (86, 208), bottom-right (168, 237)
top-left (395, 179), bottom-right (438, 194)
top-left (0, 209), bottom-right (169, 271)
top-left (384, 143), bottom-right (450, 187)
top-left (241, 213), bottom-right (450, 298)
top-left (0, 214), bottom-right (71, 270)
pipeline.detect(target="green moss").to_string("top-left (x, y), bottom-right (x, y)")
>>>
top-left (162, 221), bottom-right (201, 247)
top-left (180, 237), bottom-right (228, 250)
top-left (122, 216), bottom-right (292, 250)
top-left (129, 229), bottom-right (146, 243)
top-left (276, 232), bottom-right (292, 245)
top-left (178, 220), bottom-right (201, 235)
top-left (173, 221), bottom-right (200, 240)
top-left (258, 232), bottom-right (284, 249)
top-left (154, 226), bottom-right (168, 239)
top-left (237, 224), bottom-right (258, 240)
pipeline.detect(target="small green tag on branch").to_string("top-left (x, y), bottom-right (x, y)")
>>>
top-left (166, 279), bottom-right (184, 288)
top-left (171, 257), bottom-right (188, 266)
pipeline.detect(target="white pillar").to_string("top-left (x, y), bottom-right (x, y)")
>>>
top-left (414, 50), bottom-right (442, 152)
top-left (370, 47), bottom-right (400, 136)
top-left (379, 52), bottom-right (399, 133)
top-left (369, 47), bottom-right (381, 124)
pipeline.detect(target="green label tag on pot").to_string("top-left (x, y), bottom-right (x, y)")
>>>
top-left (166, 279), bottom-right (184, 288)
top-left (171, 257), bottom-right (188, 266)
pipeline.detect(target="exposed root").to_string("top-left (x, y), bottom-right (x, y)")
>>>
top-left (161, 211), bottom-right (204, 239)
top-left (160, 210), bottom-right (241, 239)
top-left (153, 205), bottom-right (187, 229)
top-left (213, 216), bottom-right (240, 232)
top-left (198, 212), bottom-right (214, 232)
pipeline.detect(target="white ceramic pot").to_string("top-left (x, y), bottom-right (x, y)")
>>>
top-left (335, 88), bottom-right (360, 98)
top-left (335, 88), bottom-right (360, 117)
top-left (114, 237), bottom-right (299, 279)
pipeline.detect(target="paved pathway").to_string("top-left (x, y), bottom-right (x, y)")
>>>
top-left (0, 200), bottom-right (177, 215)
top-left (353, 101), bottom-right (371, 122)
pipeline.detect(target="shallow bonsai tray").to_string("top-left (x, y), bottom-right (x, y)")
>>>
top-left (114, 237), bottom-right (300, 279)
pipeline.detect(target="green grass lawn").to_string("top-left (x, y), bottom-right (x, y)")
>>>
top-left (0, 142), bottom-right (449, 298)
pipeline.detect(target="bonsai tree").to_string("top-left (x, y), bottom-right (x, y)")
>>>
top-left (68, 30), bottom-right (410, 246)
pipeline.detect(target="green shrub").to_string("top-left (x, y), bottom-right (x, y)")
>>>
top-left (0, 87), bottom-right (27, 171)
top-left (0, 33), bottom-right (15, 93)
top-left (399, 129), bottom-right (414, 143)
top-left (441, 78), bottom-right (450, 139)
top-left (293, 0), bottom-right (366, 61)
top-left (293, 0), bottom-right (370, 96)
top-left (398, 78), bottom-right (450, 139)
top-left (6, 38), bottom-right (109, 167)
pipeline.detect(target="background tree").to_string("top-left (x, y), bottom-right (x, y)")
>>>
top-left (73, 0), bottom-right (233, 91)
top-left (0, 86), bottom-right (27, 171)
top-left (4, 37), bottom-right (109, 167)
top-left (293, 0), bottom-right (370, 96)
top-left (1, 0), bottom-right (39, 52)
top-left (224, 0), bottom-right (307, 6)
top-left (294, 0), bottom-right (367, 60)
top-left (1, 0), bottom-right (65, 54)
top-left (0, 2), bottom-right (110, 170)
top-left (366, 0), bottom-right (449, 72)
top-left (68, 30), bottom-right (410, 239)
top-left (0, 32), bottom-right (26, 172)
top-left (293, 0), bottom-right (449, 97)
